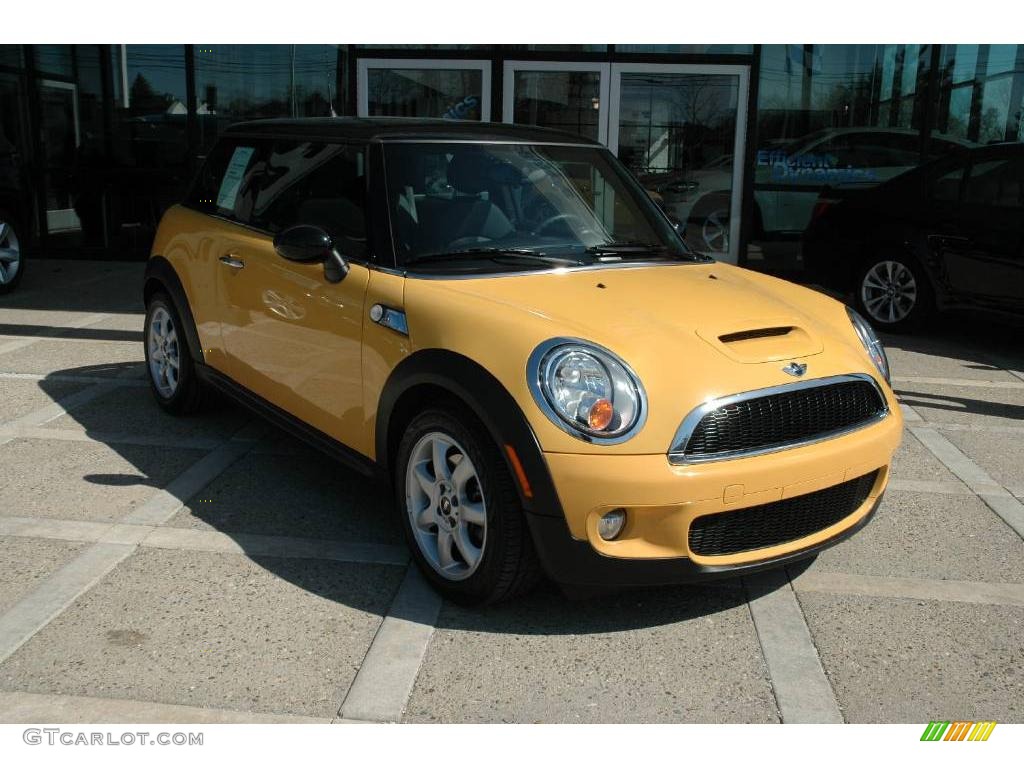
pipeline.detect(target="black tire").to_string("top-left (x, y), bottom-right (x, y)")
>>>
top-left (394, 405), bottom-right (542, 605)
top-left (854, 253), bottom-right (934, 333)
top-left (0, 208), bottom-right (26, 294)
top-left (143, 292), bottom-right (209, 415)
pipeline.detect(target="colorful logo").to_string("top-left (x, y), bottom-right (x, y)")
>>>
top-left (921, 721), bottom-right (997, 741)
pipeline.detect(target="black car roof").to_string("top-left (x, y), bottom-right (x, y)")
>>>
top-left (223, 117), bottom-right (602, 145)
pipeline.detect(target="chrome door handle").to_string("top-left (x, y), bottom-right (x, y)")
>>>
top-left (219, 255), bottom-right (245, 269)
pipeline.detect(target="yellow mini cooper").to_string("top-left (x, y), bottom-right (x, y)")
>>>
top-left (144, 118), bottom-right (902, 604)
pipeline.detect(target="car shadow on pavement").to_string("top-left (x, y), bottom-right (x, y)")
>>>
top-left (879, 311), bottom-right (1024, 372)
top-left (36, 362), bottom-right (754, 633)
top-left (894, 389), bottom-right (1024, 421)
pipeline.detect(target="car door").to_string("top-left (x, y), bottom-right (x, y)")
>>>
top-left (216, 139), bottom-right (373, 453)
top-left (934, 150), bottom-right (1024, 311)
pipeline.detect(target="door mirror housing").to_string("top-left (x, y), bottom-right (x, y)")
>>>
top-left (274, 224), bottom-right (333, 263)
top-left (273, 224), bottom-right (350, 283)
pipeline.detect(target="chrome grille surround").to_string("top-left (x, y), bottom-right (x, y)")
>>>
top-left (668, 373), bottom-right (889, 465)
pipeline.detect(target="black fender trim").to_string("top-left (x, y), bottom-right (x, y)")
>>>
top-left (376, 349), bottom-right (565, 520)
top-left (143, 256), bottom-right (205, 364)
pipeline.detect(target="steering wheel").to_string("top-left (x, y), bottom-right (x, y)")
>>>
top-left (532, 213), bottom-right (590, 237)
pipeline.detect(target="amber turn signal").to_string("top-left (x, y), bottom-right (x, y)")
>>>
top-left (587, 398), bottom-right (615, 430)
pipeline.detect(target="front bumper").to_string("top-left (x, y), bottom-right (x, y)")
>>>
top-left (526, 493), bottom-right (883, 587)
top-left (524, 410), bottom-right (901, 587)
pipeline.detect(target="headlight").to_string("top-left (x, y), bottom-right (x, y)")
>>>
top-left (847, 307), bottom-right (890, 383)
top-left (527, 339), bottom-right (647, 444)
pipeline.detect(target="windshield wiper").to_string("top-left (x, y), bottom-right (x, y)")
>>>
top-left (405, 248), bottom-right (583, 268)
top-left (586, 242), bottom-right (668, 256)
top-left (585, 242), bottom-right (702, 262)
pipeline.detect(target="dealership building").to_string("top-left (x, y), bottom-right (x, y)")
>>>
top-left (1, 44), bottom-right (1021, 273)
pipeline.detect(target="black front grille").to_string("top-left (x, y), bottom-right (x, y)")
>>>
top-left (682, 379), bottom-right (885, 459)
top-left (688, 471), bottom-right (878, 557)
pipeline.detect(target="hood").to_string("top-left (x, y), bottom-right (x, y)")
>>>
top-left (437, 261), bottom-right (826, 364)
top-left (406, 260), bottom-right (880, 455)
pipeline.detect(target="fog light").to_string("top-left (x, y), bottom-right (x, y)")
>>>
top-left (598, 508), bottom-right (627, 541)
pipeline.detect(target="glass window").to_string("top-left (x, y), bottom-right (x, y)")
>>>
top-left (616, 71), bottom-right (740, 256)
top-left (0, 74), bottom-right (26, 159)
top-left (113, 44), bottom-right (189, 168)
top-left (365, 66), bottom-right (484, 120)
top-left (34, 45), bottom-right (73, 77)
top-left (0, 45), bottom-right (22, 69)
top-left (194, 44), bottom-right (342, 151)
top-left (355, 44), bottom-right (490, 50)
top-left (930, 162), bottom-right (967, 202)
top-left (383, 142), bottom-right (689, 269)
top-left (506, 44), bottom-right (607, 52)
top-left (511, 70), bottom-right (602, 141)
top-left (749, 44), bottom-right (935, 272)
top-left (249, 141), bottom-right (368, 257)
top-left (615, 44), bottom-right (752, 55)
top-left (186, 139), bottom-right (265, 222)
top-left (934, 44), bottom-right (1024, 147)
top-left (964, 157), bottom-right (1024, 208)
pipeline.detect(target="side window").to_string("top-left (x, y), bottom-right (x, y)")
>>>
top-left (929, 160), bottom-right (967, 203)
top-left (185, 139), bottom-right (264, 224)
top-left (963, 157), bottom-right (1024, 209)
top-left (249, 141), bottom-right (368, 258)
top-left (849, 133), bottom-right (920, 168)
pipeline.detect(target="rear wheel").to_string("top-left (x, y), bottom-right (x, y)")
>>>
top-left (144, 292), bottom-right (208, 415)
top-left (395, 406), bottom-right (542, 605)
top-left (0, 209), bottom-right (25, 294)
top-left (855, 255), bottom-right (933, 332)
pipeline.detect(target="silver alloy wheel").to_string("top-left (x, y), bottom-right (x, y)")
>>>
top-left (405, 431), bottom-right (487, 581)
top-left (0, 218), bottom-right (21, 286)
top-left (147, 306), bottom-right (181, 398)
top-left (861, 259), bottom-right (918, 325)
top-left (701, 208), bottom-right (730, 253)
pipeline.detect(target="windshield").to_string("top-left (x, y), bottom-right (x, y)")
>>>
top-left (383, 142), bottom-right (699, 272)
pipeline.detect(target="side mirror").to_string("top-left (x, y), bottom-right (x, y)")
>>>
top-left (273, 224), bottom-right (349, 283)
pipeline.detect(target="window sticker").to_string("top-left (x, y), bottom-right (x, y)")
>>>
top-left (216, 146), bottom-right (256, 211)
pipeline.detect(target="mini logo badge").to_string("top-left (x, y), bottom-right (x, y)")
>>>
top-left (782, 362), bottom-right (808, 377)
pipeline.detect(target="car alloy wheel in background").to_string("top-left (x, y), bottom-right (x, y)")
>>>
top-left (859, 258), bottom-right (920, 327)
top-left (700, 207), bottom-right (730, 253)
top-left (0, 213), bottom-right (23, 292)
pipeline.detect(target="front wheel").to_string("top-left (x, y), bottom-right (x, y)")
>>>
top-left (395, 407), bottom-right (542, 605)
top-left (855, 255), bottom-right (933, 333)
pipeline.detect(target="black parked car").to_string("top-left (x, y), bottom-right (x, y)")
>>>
top-left (803, 143), bottom-right (1024, 332)
top-left (0, 126), bottom-right (28, 294)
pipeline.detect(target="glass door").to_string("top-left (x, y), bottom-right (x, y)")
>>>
top-left (502, 61), bottom-right (610, 144)
top-left (38, 79), bottom-right (82, 236)
top-left (357, 59), bottom-right (491, 120)
top-left (608, 64), bottom-right (749, 263)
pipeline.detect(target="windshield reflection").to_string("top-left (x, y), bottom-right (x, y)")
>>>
top-left (384, 142), bottom-right (693, 270)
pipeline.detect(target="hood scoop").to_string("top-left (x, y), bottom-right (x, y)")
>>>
top-left (697, 317), bottom-right (824, 364)
top-left (718, 326), bottom-right (794, 344)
